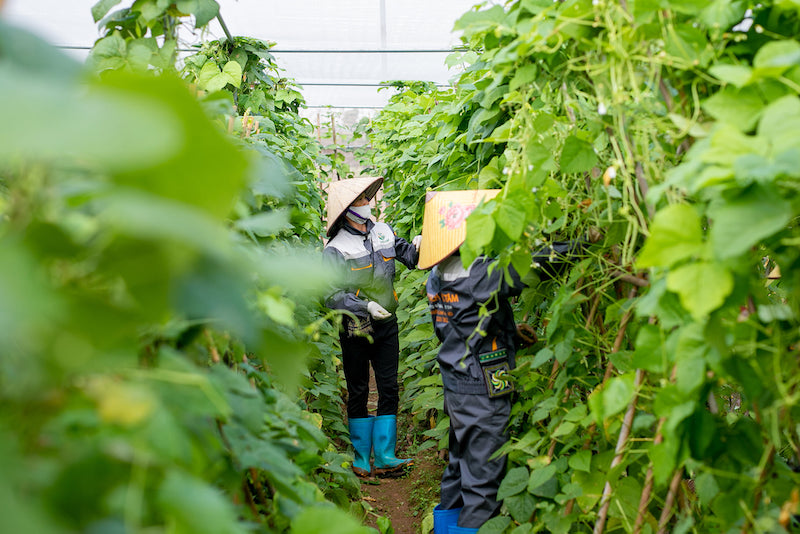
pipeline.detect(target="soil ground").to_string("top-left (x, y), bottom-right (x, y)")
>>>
top-left (357, 370), bottom-right (446, 534)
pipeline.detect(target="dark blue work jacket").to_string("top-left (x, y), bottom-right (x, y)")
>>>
top-left (426, 255), bottom-right (524, 394)
top-left (323, 220), bottom-right (418, 320)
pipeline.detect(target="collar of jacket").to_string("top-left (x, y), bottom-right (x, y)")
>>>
top-left (342, 219), bottom-right (374, 237)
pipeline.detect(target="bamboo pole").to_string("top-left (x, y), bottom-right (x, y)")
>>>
top-left (632, 418), bottom-right (665, 534)
top-left (593, 369), bottom-right (646, 534)
top-left (564, 287), bottom-right (638, 518)
top-left (656, 470), bottom-right (684, 533)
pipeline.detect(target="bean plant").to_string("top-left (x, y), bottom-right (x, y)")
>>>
top-left (364, 1), bottom-right (800, 532)
top-left (0, 1), bottom-right (370, 532)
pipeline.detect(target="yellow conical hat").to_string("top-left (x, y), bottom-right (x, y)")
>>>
top-left (325, 176), bottom-right (383, 237)
top-left (417, 189), bottom-right (500, 269)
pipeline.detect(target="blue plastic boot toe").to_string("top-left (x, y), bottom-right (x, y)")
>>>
top-left (433, 504), bottom-right (461, 534)
top-left (347, 417), bottom-right (374, 477)
top-left (372, 414), bottom-right (413, 476)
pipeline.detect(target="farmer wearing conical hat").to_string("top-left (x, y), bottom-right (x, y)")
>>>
top-left (418, 190), bottom-right (583, 533)
top-left (322, 176), bottom-right (421, 478)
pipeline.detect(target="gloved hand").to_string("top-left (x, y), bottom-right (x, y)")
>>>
top-left (412, 234), bottom-right (422, 252)
top-left (367, 301), bottom-right (392, 320)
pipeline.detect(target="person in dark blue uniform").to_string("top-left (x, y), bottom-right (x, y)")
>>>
top-left (323, 176), bottom-right (421, 477)
top-left (418, 190), bottom-right (580, 534)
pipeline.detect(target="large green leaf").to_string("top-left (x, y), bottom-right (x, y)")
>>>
top-left (495, 198), bottom-right (526, 241)
top-left (559, 135), bottom-right (597, 174)
top-left (465, 209), bottom-right (497, 252)
top-left (498, 466), bottom-right (530, 500)
top-left (757, 95), bottom-right (800, 155)
top-left (636, 204), bottom-right (705, 269)
top-left (666, 261), bottom-right (733, 320)
top-left (289, 505), bottom-right (373, 534)
top-left (708, 64), bottom-right (753, 87)
top-left (752, 39), bottom-right (800, 80)
top-left (103, 72), bottom-right (249, 218)
top-left (665, 0), bottom-right (709, 14)
top-left (592, 372), bottom-right (636, 421)
top-left (708, 185), bottom-right (792, 259)
top-left (698, 0), bottom-right (748, 30)
top-left (631, 324), bottom-right (669, 373)
top-left (193, 0), bottom-right (220, 27)
top-left (91, 0), bottom-right (123, 22)
top-left (0, 21), bottom-right (83, 80)
top-left (158, 471), bottom-right (247, 534)
top-left (702, 86), bottom-right (764, 131)
top-left (0, 65), bottom-right (181, 170)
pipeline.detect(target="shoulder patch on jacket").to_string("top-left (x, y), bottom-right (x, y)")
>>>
top-left (371, 222), bottom-right (395, 252)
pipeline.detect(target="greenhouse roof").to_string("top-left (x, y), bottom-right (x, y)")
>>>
top-left (4, 0), bottom-right (486, 109)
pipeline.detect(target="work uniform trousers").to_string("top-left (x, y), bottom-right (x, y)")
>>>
top-left (339, 318), bottom-right (400, 419)
top-left (440, 389), bottom-right (511, 528)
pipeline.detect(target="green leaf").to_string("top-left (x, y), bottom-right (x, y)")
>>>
top-left (510, 64), bottom-right (538, 91)
top-left (222, 60), bottom-right (243, 88)
top-left (528, 463), bottom-right (557, 493)
top-left (698, 0), bottom-right (748, 30)
top-left (665, 0), bottom-right (708, 14)
top-left (193, 0), bottom-right (221, 27)
top-left (559, 135), bottom-right (597, 174)
top-left (453, 5), bottom-right (507, 32)
top-left (694, 472), bottom-right (720, 505)
top-left (91, 0), bottom-right (123, 22)
top-left (708, 185), bottom-right (792, 259)
top-left (666, 262), bottom-right (733, 320)
top-left (667, 23), bottom-right (714, 67)
top-left (465, 210), bottom-right (496, 251)
top-left (702, 86), bottom-right (764, 131)
top-left (526, 141), bottom-right (556, 172)
top-left (505, 493), bottom-right (536, 523)
top-left (758, 95), bottom-right (800, 154)
top-left (289, 505), bottom-right (373, 534)
top-left (568, 450), bottom-right (591, 473)
top-left (708, 64), bottom-right (752, 87)
top-left (139, 0), bottom-right (169, 22)
top-left (631, 324), bottom-right (669, 373)
top-left (753, 39), bottom-right (800, 79)
top-left (102, 72), bottom-right (249, 219)
top-left (158, 471), bottom-right (247, 534)
top-left (495, 198), bottom-right (526, 241)
top-left (498, 466), bottom-right (530, 500)
top-left (0, 65), bottom-right (181, 171)
top-left (636, 204), bottom-right (705, 269)
top-left (198, 60), bottom-right (224, 92)
top-left (593, 373), bottom-right (636, 421)
top-left (477, 516), bottom-right (512, 534)
top-left (235, 210), bottom-right (291, 237)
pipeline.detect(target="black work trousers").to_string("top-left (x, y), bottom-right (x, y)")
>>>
top-left (339, 318), bottom-right (400, 419)
top-left (440, 389), bottom-right (511, 528)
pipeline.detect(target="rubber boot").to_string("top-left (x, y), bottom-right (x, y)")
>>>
top-left (449, 527), bottom-right (478, 534)
top-left (433, 504), bottom-right (461, 534)
top-left (347, 417), bottom-right (374, 477)
top-left (372, 414), bottom-right (413, 476)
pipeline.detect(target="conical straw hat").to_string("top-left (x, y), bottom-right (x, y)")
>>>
top-left (325, 176), bottom-right (383, 237)
top-left (417, 189), bottom-right (500, 269)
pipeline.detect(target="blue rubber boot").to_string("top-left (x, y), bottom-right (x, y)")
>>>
top-left (449, 527), bottom-right (478, 534)
top-left (372, 414), bottom-right (413, 476)
top-left (433, 504), bottom-right (461, 534)
top-left (347, 417), bottom-right (374, 478)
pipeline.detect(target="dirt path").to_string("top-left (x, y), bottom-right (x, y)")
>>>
top-left (358, 371), bottom-right (445, 534)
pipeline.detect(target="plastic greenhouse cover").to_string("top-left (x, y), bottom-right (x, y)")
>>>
top-left (4, 0), bottom-right (488, 109)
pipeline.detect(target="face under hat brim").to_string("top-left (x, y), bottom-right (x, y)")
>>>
top-left (325, 176), bottom-right (383, 237)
